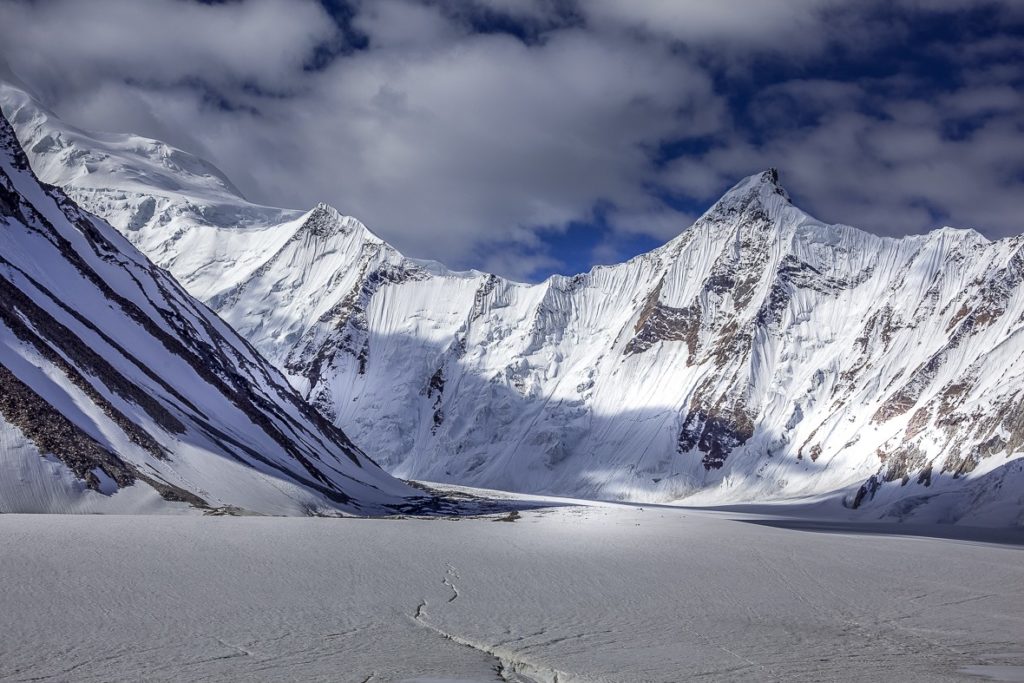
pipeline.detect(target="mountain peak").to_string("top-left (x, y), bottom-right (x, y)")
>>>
top-left (302, 202), bottom-right (386, 246)
top-left (728, 167), bottom-right (791, 203)
top-left (694, 168), bottom-right (794, 231)
top-left (761, 167), bottom-right (790, 201)
top-left (8, 94), bottom-right (1024, 524)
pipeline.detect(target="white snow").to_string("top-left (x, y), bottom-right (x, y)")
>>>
top-left (0, 501), bottom-right (1021, 682)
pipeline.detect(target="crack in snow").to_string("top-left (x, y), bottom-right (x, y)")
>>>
top-left (410, 569), bottom-right (576, 683)
top-left (442, 563), bottom-right (460, 603)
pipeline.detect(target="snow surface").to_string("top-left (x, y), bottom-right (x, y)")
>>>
top-left (0, 500), bottom-right (1021, 682)
top-left (4, 81), bottom-right (1024, 523)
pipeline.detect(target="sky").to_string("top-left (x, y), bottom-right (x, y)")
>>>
top-left (0, 0), bottom-right (1022, 281)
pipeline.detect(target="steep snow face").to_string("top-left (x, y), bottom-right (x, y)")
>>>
top-left (0, 110), bottom-right (416, 515)
top-left (6, 83), bottom-right (1024, 522)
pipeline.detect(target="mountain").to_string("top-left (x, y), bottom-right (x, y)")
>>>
top-left (4, 81), bottom-right (1023, 524)
top-left (0, 107), bottom-right (417, 515)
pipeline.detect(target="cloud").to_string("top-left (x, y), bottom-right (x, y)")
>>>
top-left (0, 0), bottom-right (1021, 279)
top-left (663, 83), bottom-right (1024, 237)
top-left (582, 0), bottom-right (839, 52)
top-left (353, 0), bottom-right (462, 48)
top-left (258, 27), bottom-right (723, 260)
top-left (0, 0), bottom-right (336, 98)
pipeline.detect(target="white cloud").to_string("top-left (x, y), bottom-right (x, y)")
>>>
top-left (0, 0), bottom-right (336, 98)
top-left (353, 0), bottom-right (462, 48)
top-left (582, 0), bottom-right (838, 51)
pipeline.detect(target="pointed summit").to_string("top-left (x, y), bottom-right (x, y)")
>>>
top-left (301, 202), bottom-right (349, 238)
top-left (300, 202), bottom-right (386, 245)
top-left (764, 167), bottom-right (790, 200)
top-left (724, 168), bottom-right (791, 203)
top-left (696, 168), bottom-right (794, 229)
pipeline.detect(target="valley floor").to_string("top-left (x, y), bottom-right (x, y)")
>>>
top-left (0, 497), bottom-right (1022, 682)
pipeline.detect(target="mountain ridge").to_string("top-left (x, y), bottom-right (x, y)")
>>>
top-left (3, 80), bottom-right (1022, 525)
top-left (0, 106), bottom-right (419, 514)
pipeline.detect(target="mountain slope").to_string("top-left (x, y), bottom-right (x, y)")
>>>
top-left (0, 109), bottom-right (417, 515)
top-left (5, 82), bottom-right (1023, 524)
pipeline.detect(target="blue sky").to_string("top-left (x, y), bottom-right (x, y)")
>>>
top-left (1, 0), bottom-right (1022, 281)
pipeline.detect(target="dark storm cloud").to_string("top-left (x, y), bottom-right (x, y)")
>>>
top-left (0, 0), bottom-right (1021, 280)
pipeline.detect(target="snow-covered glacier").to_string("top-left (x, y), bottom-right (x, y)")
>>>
top-left (0, 106), bottom-right (417, 514)
top-left (4, 81), bottom-right (1023, 523)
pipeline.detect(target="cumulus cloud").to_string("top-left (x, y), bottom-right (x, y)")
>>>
top-left (0, 0), bottom-right (1021, 279)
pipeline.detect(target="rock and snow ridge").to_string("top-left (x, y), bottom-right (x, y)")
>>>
top-left (0, 108), bottom-right (418, 515)
top-left (4, 81), bottom-right (1023, 524)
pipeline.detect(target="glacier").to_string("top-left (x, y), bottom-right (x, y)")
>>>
top-left (1, 501), bottom-right (1022, 681)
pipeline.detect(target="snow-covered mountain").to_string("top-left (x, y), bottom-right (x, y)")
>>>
top-left (4, 81), bottom-right (1023, 524)
top-left (0, 108), bottom-right (417, 515)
